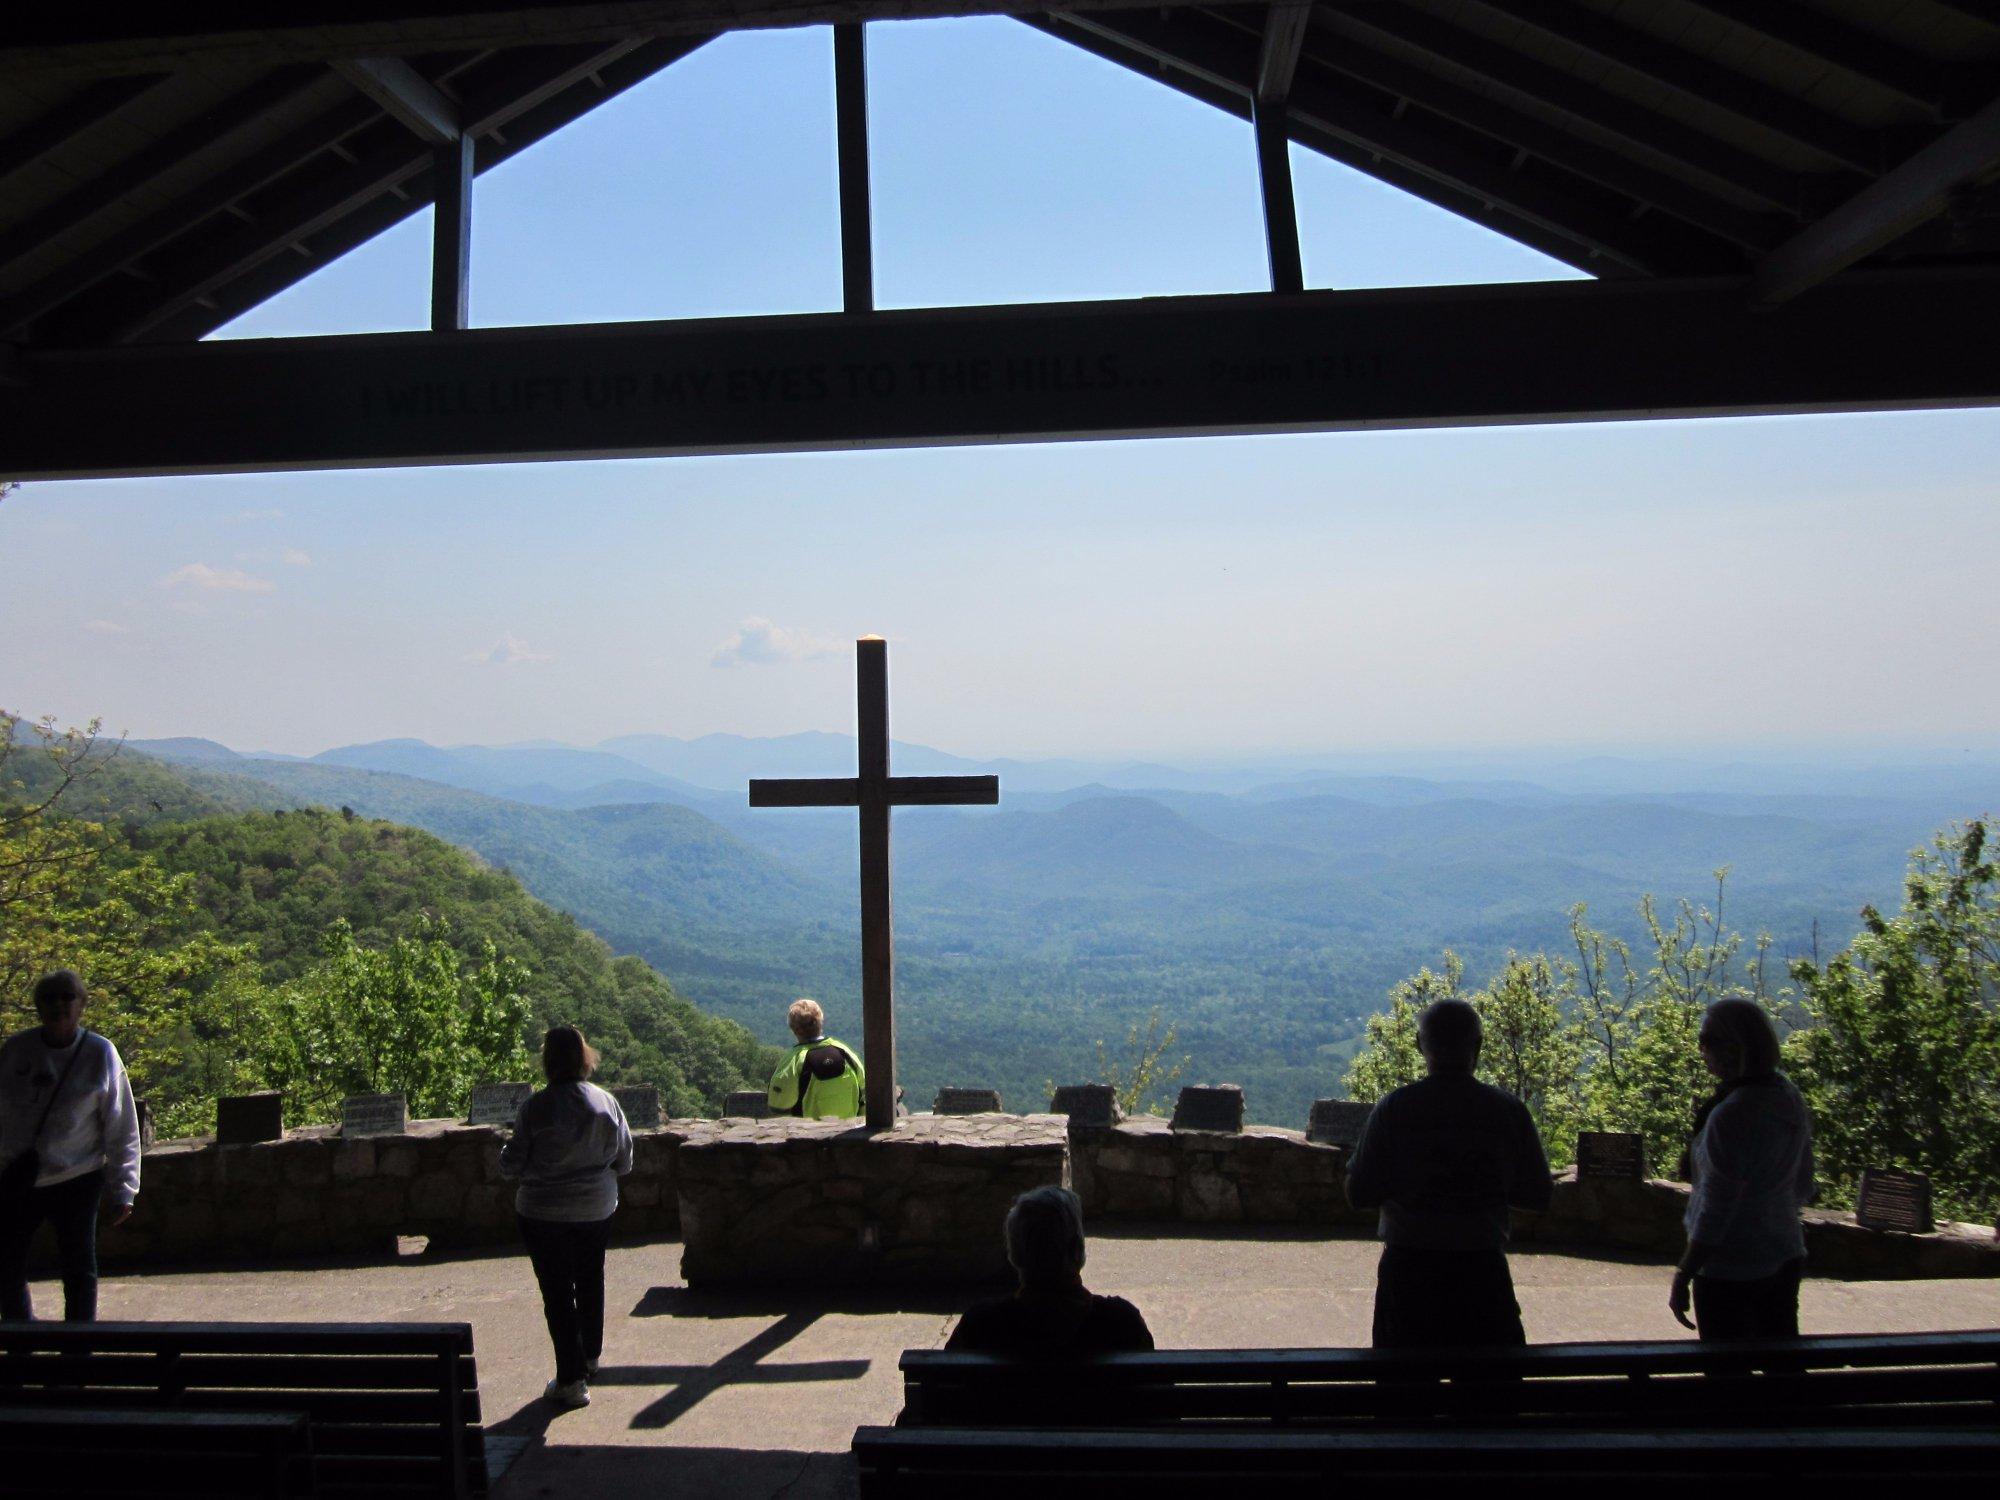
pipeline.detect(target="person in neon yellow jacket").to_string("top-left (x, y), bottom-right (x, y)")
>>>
top-left (767, 998), bottom-right (866, 1119)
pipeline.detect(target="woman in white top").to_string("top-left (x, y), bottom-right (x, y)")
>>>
top-left (498, 1026), bottom-right (633, 1410)
top-left (1670, 997), bottom-right (1815, 1341)
top-left (0, 969), bottom-right (142, 1322)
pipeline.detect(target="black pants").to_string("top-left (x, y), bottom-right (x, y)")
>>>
top-left (1693, 1258), bottom-right (1804, 1342)
top-left (517, 1213), bottom-right (613, 1384)
top-left (0, 1169), bottom-right (104, 1322)
top-left (1371, 1244), bottom-right (1525, 1349)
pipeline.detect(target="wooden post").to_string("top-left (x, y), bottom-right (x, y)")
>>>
top-left (855, 635), bottom-right (895, 1128)
top-left (430, 133), bottom-right (472, 331)
top-left (835, 22), bottom-right (873, 314)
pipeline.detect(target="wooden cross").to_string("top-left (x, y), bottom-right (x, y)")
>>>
top-left (748, 637), bottom-right (999, 1129)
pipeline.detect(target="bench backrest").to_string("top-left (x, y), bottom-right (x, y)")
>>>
top-left (854, 1423), bottom-right (2000, 1495)
top-left (899, 1330), bottom-right (2000, 1429)
top-left (0, 1321), bottom-right (483, 1499)
top-left (0, 1406), bottom-right (315, 1499)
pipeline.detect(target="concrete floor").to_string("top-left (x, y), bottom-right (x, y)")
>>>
top-left (38, 1227), bottom-right (2000, 1500)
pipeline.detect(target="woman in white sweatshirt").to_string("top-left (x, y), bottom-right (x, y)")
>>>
top-left (497, 1026), bottom-right (633, 1411)
top-left (0, 969), bottom-right (142, 1321)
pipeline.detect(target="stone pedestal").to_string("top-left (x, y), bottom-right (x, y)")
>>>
top-left (675, 1114), bottom-right (1068, 1287)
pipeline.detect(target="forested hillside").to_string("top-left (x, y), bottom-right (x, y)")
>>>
top-left (126, 731), bottom-right (1994, 1130)
top-left (1, 721), bottom-right (780, 1133)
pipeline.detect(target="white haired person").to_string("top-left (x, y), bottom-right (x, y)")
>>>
top-left (946, 1186), bottom-right (1153, 1356)
top-left (1671, 998), bottom-right (1815, 1341)
top-left (1345, 997), bottom-right (1553, 1348)
top-left (767, 998), bottom-right (865, 1119)
top-left (499, 1026), bottom-right (634, 1410)
top-left (0, 969), bottom-right (142, 1322)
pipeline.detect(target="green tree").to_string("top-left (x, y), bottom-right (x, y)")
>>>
top-left (1787, 821), bottom-right (2000, 1222)
top-left (1474, 952), bottom-right (1582, 1151)
top-left (1094, 1006), bottom-right (1190, 1116)
top-left (253, 919), bottom-right (535, 1124)
top-left (1343, 953), bottom-right (1464, 1103)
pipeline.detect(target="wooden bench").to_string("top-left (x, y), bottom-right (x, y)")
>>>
top-left (856, 1331), bottom-right (2000, 1492)
top-left (0, 1321), bottom-right (485, 1499)
top-left (0, 1406), bottom-right (315, 1499)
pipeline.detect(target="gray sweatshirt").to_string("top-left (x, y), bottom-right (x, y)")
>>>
top-left (1345, 1073), bottom-right (1553, 1251)
top-left (1684, 1074), bottom-right (1814, 1280)
top-left (0, 1028), bottom-right (142, 1208)
top-left (497, 1081), bottom-right (633, 1222)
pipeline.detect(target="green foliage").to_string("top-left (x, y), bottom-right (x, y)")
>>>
top-left (1343, 954), bottom-right (1463, 1103)
top-left (1787, 821), bottom-right (2000, 1223)
top-left (2, 714), bottom-right (781, 1134)
top-left (1475, 953), bottom-right (1582, 1143)
top-left (1093, 1007), bottom-right (1189, 1116)
top-left (248, 919), bottom-right (534, 1124)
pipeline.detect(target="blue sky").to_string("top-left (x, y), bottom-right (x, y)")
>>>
top-left (4, 18), bottom-right (1996, 761)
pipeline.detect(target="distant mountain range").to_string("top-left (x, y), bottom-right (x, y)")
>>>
top-left (122, 731), bottom-right (1999, 1126)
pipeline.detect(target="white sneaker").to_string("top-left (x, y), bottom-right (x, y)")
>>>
top-left (543, 1377), bottom-right (590, 1410)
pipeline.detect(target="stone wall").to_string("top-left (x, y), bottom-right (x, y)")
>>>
top-left (676, 1113), bottom-right (1068, 1286)
top-left (46, 1112), bottom-right (1998, 1284)
top-left (1071, 1120), bottom-right (2000, 1280)
top-left (91, 1116), bottom-right (686, 1268)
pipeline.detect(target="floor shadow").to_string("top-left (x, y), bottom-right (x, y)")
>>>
top-left (632, 1283), bottom-right (971, 1320)
top-left (1088, 1219), bottom-right (1369, 1245)
top-left (622, 1310), bottom-right (871, 1430)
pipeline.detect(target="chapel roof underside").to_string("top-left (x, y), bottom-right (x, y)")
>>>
top-left (4, 0), bottom-right (1999, 352)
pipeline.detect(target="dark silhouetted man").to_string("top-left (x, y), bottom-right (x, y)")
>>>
top-left (1345, 998), bottom-right (1552, 1348)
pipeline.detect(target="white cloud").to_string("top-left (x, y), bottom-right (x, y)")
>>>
top-left (83, 619), bottom-right (128, 635)
top-left (710, 617), bottom-right (843, 668)
top-left (281, 548), bottom-right (312, 567)
top-left (465, 633), bottom-right (555, 666)
top-left (160, 562), bottom-right (276, 594)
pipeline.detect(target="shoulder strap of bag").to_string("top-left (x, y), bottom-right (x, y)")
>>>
top-left (27, 1028), bottom-right (91, 1148)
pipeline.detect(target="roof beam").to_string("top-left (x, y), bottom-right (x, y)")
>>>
top-left (3, 1), bottom-right (1213, 79)
top-left (1674, 2), bottom-right (1973, 121)
top-left (332, 56), bottom-right (463, 144)
top-left (8, 270), bottom-right (1998, 479)
top-left (1255, 4), bottom-right (1311, 294)
top-left (1755, 93), bottom-right (2000, 304)
top-left (136, 35), bottom-right (710, 344)
top-left (0, 73), bottom-right (171, 184)
top-left (2, 37), bottom-right (666, 344)
top-left (1459, 0), bottom-right (1882, 175)
top-left (0, 69), bottom-right (328, 277)
top-left (1326, 2), bottom-right (1810, 216)
top-left (1050, 9), bottom-right (1728, 274)
top-left (1256, 1), bottom-right (1311, 105)
top-left (1278, 18), bottom-right (1779, 253)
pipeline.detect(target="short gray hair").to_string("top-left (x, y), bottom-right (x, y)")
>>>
top-left (1004, 1185), bottom-right (1086, 1290)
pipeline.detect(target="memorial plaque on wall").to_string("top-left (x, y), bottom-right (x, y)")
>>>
top-left (1856, 1168), bottom-right (1934, 1233)
top-left (1307, 1099), bottom-right (1373, 1149)
top-left (1170, 1084), bottom-right (1245, 1133)
top-left (341, 1092), bottom-right (409, 1137)
top-left (1576, 1131), bottom-right (1645, 1179)
top-left (467, 1081), bottom-right (533, 1126)
top-left (134, 1097), bottom-right (157, 1151)
top-left (722, 1090), bottom-right (771, 1119)
top-left (612, 1085), bottom-right (662, 1128)
top-left (216, 1091), bottom-right (283, 1145)
top-left (934, 1087), bottom-right (1004, 1115)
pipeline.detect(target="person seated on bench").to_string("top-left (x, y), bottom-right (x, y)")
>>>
top-left (1670, 997), bottom-right (1815, 1342)
top-left (767, 998), bottom-right (865, 1119)
top-left (1345, 997), bottom-right (1552, 1349)
top-left (946, 1186), bottom-right (1153, 1357)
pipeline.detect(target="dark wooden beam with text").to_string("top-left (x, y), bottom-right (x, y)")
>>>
top-left (8, 271), bottom-right (1999, 480)
top-left (748, 637), bottom-right (999, 1130)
